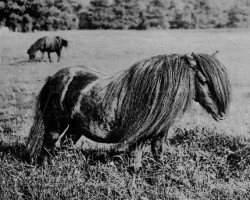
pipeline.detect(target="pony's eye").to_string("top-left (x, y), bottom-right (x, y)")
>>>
top-left (200, 80), bottom-right (206, 85)
top-left (196, 71), bottom-right (207, 85)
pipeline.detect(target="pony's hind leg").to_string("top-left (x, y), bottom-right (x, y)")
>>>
top-left (41, 120), bottom-right (61, 157)
top-left (39, 118), bottom-right (70, 164)
top-left (56, 50), bottom-right (61, 62)
top-left (39, 93), bottom-right (69, 161)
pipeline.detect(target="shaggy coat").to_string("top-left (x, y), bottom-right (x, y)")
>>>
top-left (25, 53), bottom-right (231, 168)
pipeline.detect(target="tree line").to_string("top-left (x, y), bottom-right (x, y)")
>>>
top-left (1, 0), bottom-right (250, 32)
top-left (0, 0), bottom-right (81, 32)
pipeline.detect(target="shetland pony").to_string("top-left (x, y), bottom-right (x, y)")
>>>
top-left (25, 52), bottom-right (231, 169)
top-left (27, 36), bottom-right (68, 62)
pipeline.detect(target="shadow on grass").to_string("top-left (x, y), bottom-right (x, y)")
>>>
top-left (0, 139), bottom-right (128, 169)
top-left (8, 58), bottom-right (51, 66)
top-left (0, 140), bottom-right (27, 162)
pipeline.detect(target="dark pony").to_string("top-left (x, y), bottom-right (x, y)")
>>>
top-left (27, 36), bottom-right (68, 62)
top-left (25, 52), bottom-right (231, 169)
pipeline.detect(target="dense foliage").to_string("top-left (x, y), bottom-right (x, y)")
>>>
top-left (0, 0), bottom-right (81, 32)
top-left (1, 0), bottom-right (250, 31)
top-left (80, 0), bottom-right (250, 29)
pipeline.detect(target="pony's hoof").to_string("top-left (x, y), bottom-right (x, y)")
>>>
top-left (152, 154), bottom-right (164, 164)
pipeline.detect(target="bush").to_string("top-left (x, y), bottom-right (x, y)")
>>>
top-left (227, 5), bottom-right (250, 28)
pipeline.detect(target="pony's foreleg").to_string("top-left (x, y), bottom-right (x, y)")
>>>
top-left (40, 51), bottom-right (44, 61)
top-left (129, 142), bottom-right (144, 172)
top-left (151, 134), bottom-right (165, 162)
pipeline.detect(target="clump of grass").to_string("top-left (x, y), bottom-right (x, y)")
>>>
top-left (1, 127), bottom-right (250, 200)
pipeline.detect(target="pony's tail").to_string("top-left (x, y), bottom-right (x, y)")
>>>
top-left (24, 85), bottom-right (47, 164)
top-left (64, 39), bottom-right (68, 48)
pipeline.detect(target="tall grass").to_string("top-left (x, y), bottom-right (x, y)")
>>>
top-left (1, 127), bottom-right (250, 200)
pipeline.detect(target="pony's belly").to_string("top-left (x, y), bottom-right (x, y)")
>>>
top-left (72, 112), bottom-right (123, 143)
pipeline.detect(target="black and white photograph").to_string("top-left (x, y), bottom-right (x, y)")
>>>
top-left (0, 0), bottom-right (250, 199)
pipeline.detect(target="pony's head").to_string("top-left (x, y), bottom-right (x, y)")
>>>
top-left (187, 52), bottom-right (231, 121)
top-left (27, 48), bottom-right (36, 60)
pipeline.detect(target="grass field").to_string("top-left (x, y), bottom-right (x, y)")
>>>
top-left (0, 29), bottom-right (250, 199)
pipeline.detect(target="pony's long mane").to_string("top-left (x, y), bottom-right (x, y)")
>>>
top-left (193, 53), bottom-right (231, 115)
top-left (102, 54), bottom-right (195, 145)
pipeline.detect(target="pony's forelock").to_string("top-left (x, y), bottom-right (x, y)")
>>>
top-left (193, 53), bottom-right (231, 114)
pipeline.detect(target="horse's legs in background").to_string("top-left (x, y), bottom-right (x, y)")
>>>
top-left (40, 51), bottom-right (44, 61)
top-left (56, 50), bottom-right (61, 62)
top-left (151, 133), bottom-right (165, 162)
top-left (47, 52), bottom-right (52, 62)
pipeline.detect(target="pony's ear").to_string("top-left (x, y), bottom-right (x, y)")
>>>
top-left (211, 50), bottom-right (219, 58)
top-left (185, 53), bottom-right (196, 68)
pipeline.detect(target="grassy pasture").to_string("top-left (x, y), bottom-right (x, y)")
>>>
top-left (0, 29), bottom-right (250, 199)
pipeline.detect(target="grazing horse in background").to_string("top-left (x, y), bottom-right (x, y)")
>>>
top-left (25, 52), bottom-right (231, 170)
top-left (27, 36), bottom-right (68, 62)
